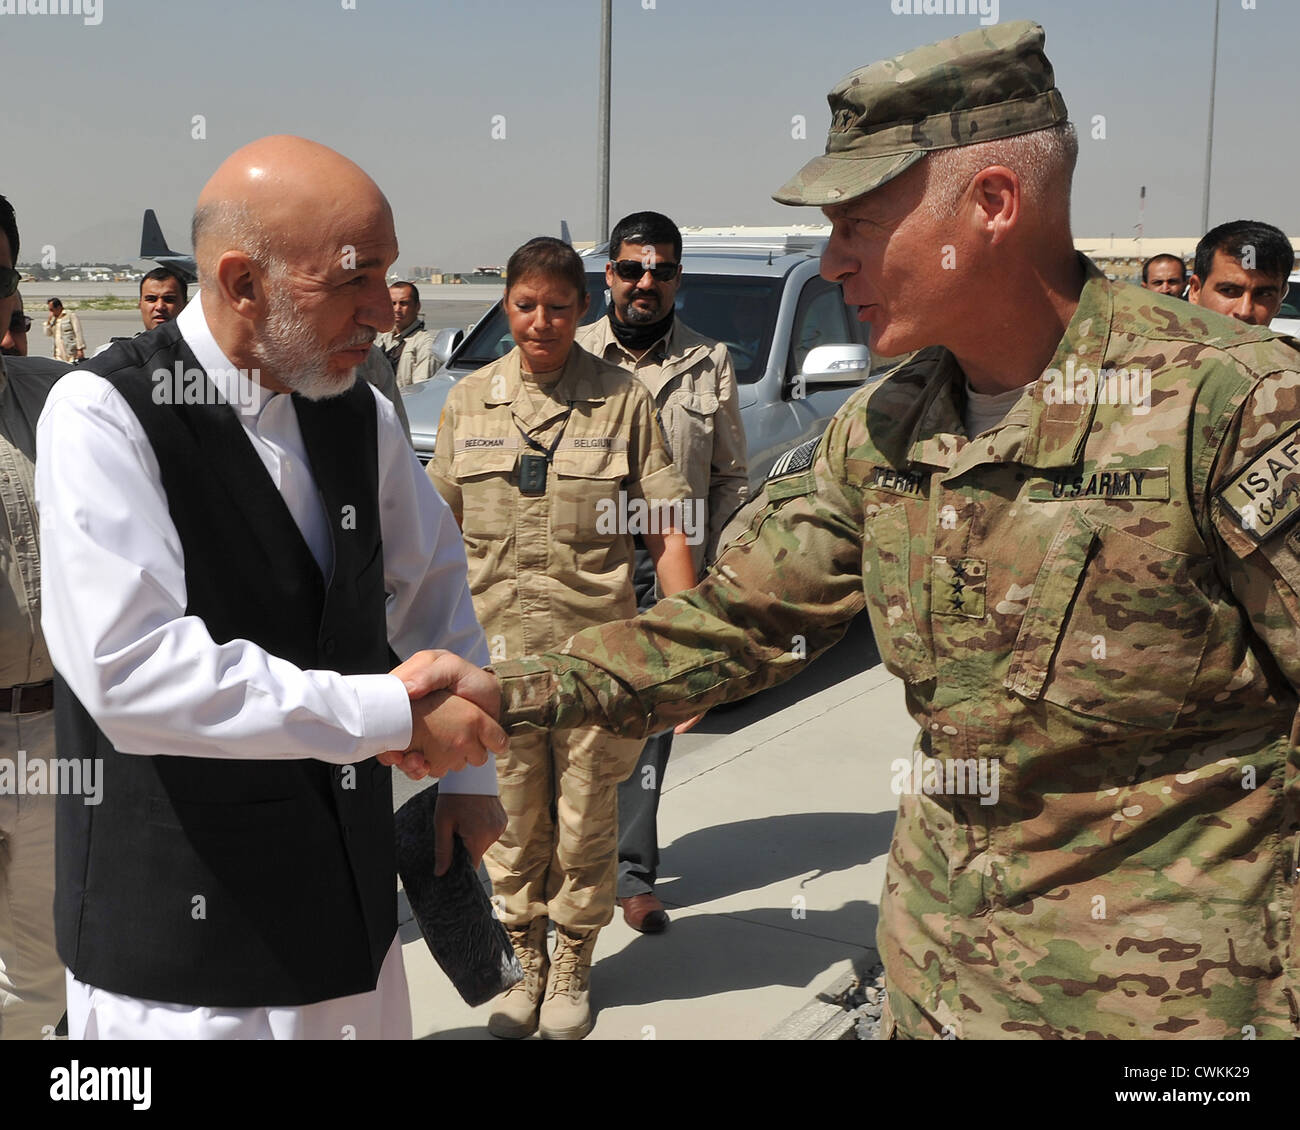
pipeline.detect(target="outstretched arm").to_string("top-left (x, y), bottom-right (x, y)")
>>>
top-left (497, 409), bottom-right (868, 737)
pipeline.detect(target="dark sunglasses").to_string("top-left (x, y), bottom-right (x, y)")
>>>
top-left (8, 312), bottom-right (30, 333)
top-left (0, 267), bottom-right (19, 299)
top-left (610, 259), bottom-right (679, 283)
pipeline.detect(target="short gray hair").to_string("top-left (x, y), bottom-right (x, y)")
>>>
top-left (922, 121), bottom-right (1078, 221)
top-left (191, 200), bottom-right (276, 283)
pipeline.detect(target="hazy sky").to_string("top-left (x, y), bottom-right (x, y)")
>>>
top-left (3, 0), bottom-right (1293, 271)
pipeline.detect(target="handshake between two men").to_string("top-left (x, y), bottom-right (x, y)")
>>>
top-left (377, 649), bottom-right (510, 875)
top-left (375, 648), bottom-right (705, 876)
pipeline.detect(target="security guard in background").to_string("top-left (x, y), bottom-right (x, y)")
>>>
top-left (480, 21), bottom-right (1300, 1038)
top-left (0, 195), bottom-right (69, 1039)
top-left (577, 211), bottom-right (748, 934)
top-left (428, 237), bottom-right (694, 1040)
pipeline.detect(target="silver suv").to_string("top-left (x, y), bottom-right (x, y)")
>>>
top-left (402, 231), bottom-right (879, 487)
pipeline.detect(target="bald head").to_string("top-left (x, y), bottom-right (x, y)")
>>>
top-left (193, 135), bottom-right (392, 280)
top-left (189, 136), bottom-right (398, 398)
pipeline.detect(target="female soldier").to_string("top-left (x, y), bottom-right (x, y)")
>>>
top-left (428, 237), bottom-right (695, 1039)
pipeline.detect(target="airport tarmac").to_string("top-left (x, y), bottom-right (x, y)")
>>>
top-left (15, 284), bottom-right (500, 359)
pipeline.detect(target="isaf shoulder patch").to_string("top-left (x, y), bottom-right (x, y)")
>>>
top-left (1218, 424), bottom-right (1300, 541)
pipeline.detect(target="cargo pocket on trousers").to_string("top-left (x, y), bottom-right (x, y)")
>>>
top-left (1005, 509), bottom-right (1212, 729)
top-left (861, 503), bottom-right (935, 683)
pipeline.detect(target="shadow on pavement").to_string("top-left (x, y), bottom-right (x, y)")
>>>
top-left (592, 901), bottom-right (880, 1010)
top-left (657, 810), bottom-right (894, 909)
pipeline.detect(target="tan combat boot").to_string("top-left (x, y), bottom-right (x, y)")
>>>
top-left (538, 925), bottom-right (598, 1040)
top-left (487, 918), bottom-right (549, 1039)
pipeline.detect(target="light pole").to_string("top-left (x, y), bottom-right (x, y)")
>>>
top-left (597, 0), bottom-right (612, 247)
top-left (1201, 0), bottom-right (1220, 233)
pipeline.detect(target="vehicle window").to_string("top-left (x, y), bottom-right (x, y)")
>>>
top-left (788, 278), bottom-right (852, 375)
top-left (675, 279), bottom-right (780, 385)
top-left (1278, 281), bottom-right (1300, 321)
top-left (451, 273), bottom-right (780, 385)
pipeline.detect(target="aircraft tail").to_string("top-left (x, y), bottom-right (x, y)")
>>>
top-left (560, 219), bottom-right (572, 246)
top-left (140, 209), bottom-right (179, 258)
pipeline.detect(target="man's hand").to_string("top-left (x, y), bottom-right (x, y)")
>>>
top-left (379, 689), bottom-right (507, 779)
top-left (674, 712), bottom-right (705, 735)
top-left (390, 649), bottom-right (500, 716)
top-left (378, 651), bottom-right (506, 779)
top-left (433, 792), bottom-right (507, 876)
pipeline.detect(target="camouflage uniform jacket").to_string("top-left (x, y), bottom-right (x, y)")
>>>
top-left (0, 354), bottom-right (67, 687)
top-left (577, 316), bottom-right (749, 574)
top-left (428, 344), bottom-right (689, 663)
top-left (495, 258), bottom-right (1300, 1038)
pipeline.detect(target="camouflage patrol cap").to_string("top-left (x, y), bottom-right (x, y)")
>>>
top-left (773, 20), bottom-right (1068, 207)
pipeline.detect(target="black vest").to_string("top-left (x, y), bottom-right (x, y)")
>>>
top-left (54, 321), bottom-right (397, 1007)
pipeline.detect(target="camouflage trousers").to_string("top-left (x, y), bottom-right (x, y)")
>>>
top-left (485, 727), bottom-right (646, 932)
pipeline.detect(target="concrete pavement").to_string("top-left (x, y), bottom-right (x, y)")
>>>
top-left (399, 615), bottom-right (919, 1040)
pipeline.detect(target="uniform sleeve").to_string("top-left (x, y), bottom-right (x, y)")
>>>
top-left (495, 403), bottom-right (867, 736)
top-left (410, 334), bottom-right (433, 385)
top-left (70, 312), bottom-right (85, 351)
top-left (426, 396), bottom-right (462, 525)
top-left (705, 343), bottom-right (749, 563)
top-left (1207, 363), bottom-right (1300, 698)
top-left (623, 383), bottom-right (689, 508)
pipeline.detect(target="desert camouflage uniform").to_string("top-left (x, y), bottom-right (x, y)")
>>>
top-left (428, 344), bottom-right (688, 930)
top-left (494, 260), bottom-right (1300, 1038)
top-left (578, 316), bottom-right (748, 575)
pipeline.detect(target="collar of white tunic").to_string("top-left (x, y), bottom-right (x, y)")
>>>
top-left (175, 298), bottom-right (332, 576)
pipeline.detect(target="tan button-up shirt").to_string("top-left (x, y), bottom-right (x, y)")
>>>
top-left (578, 316), bottom-right (748, 576)
top-left (375, 318), bottom-right (433, 388)
top-left (428, 344), bottom-right (689, 663)
top-left (44, 310), bottom-right (85, 362)
top-left (0, 354), bottom-right (67, 687)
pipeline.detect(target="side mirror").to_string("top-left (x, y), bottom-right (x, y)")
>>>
top-left (431, 327), bottom-right (464, 367)
top-left (800, 343), bottom-right (871, 385)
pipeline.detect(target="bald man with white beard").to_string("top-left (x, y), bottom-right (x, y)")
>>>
top-left (36, 136), bottom-right (507, 1039)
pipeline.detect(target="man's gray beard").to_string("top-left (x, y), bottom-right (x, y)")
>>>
top-left (258, 283), bottom-right (361, 401)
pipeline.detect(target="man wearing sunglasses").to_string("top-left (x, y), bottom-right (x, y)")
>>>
top-left (576, 212), bottom-right (747, 935)
top-left (2, 298), bottom-right (30, 357)
top-left (0, 195), bottom-right (72, 1039)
